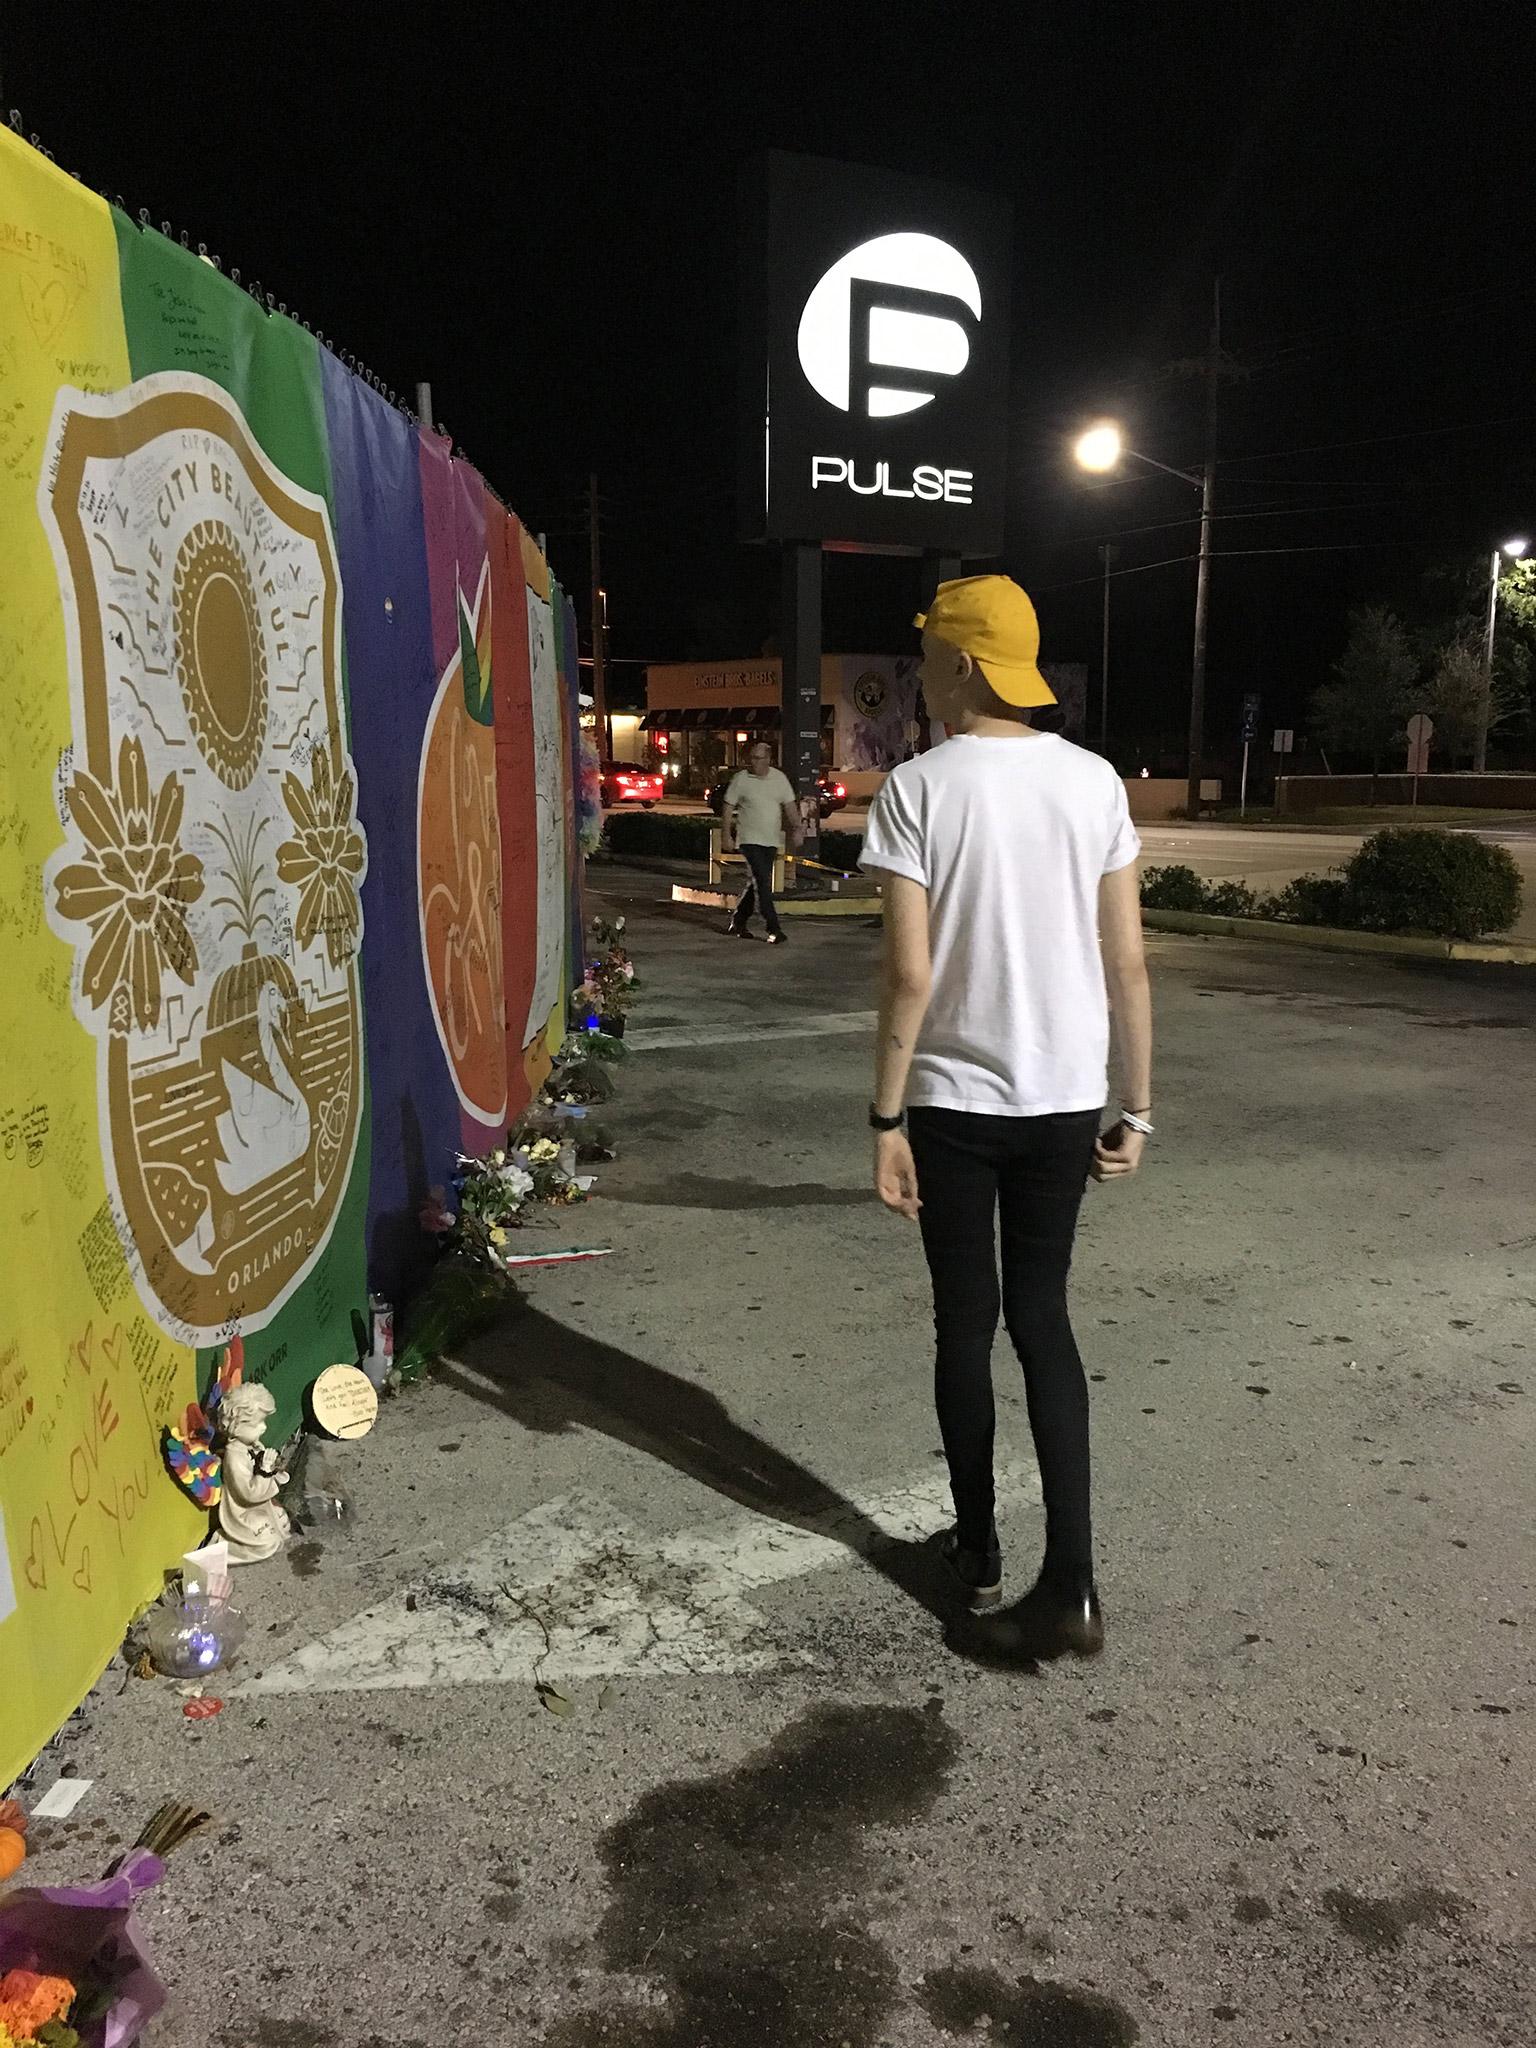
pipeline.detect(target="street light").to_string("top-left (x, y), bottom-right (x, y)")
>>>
top-left (1073, 422), bottom-right (1123, 473)
top-left (1477, 537), bottom-right (1530, 773)
top-left (1074, 419), bottom-right (1214, 815)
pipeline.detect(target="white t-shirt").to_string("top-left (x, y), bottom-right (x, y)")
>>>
top-left (861, 734), bottom-right (1140, 1116)
top-left (725, 767), bottom-right (796, 848)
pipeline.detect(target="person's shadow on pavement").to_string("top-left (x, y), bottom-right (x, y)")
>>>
top-left (438, 1300), bottom-right (966, 1629)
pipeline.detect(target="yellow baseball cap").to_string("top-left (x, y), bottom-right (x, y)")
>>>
top-left (913, 575), bottom-right (1056, 708)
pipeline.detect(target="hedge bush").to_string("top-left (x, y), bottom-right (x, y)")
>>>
top-left (604, 810), bottom-right (867, 873)
top-left (604, 811), bottom-right (711, 860)
top-left (1141, 829), bottom-right (1521, 940)
top-left (1201, 879), bottom-right (1260, 918)
top-left (1338, 827), bottom-right (1521, 940)
top-left (1263, 874), bottom-right (1349, 927)
top-left (820, 828), bottom-right (864, 872)
top-left (1139, 864), bottom-right (1212, 913)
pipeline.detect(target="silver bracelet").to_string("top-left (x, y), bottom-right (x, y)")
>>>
top-left (1121, 1110), bottom-right (1155, 1136)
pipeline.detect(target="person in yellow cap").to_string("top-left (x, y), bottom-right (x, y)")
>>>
top-left (861, 574), bottom-right (1154, 1660)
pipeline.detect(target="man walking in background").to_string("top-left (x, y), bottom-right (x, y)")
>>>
top-left (723, 741), bottom-right (801, 945)
top-left (861, 576), bottom-right (1153, 1661)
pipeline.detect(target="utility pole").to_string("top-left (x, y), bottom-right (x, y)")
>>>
top-left (415, 381), bottom-right (433, 429)
top-left (1186, 278), bottom-right (1220, 818)
top-left (586, 473), bottom-right (611, 759)
top-left (1099, 543), bottom-right (1118, 753)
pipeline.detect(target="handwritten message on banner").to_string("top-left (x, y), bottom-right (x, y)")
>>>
top-left (0, 126), bottom-right (579, 1791)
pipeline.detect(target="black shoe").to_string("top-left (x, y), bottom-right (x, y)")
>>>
top-left (965, 1571), bottom-right (1104, 1662)
top-left (938, 1527), bottom-right (1003, 1609)
top-left (725, 923), bottom-right (752, 939)
top-left (764, 929), bottom-right (788, 945)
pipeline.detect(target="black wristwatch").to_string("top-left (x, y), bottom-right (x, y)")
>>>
top-left (868, 1106), bottom-right (905, 1132)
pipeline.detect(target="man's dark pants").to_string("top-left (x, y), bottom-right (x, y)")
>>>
top-left (730, 842), bottom-right (783, 939)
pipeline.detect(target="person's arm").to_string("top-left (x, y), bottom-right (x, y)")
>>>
top-left (721, 776), bottom-right (739, 851)
top-left (781, 797), bottom-right (803, 850)
top-left (1093, 861), bottom-right (1153, 1182)
top-left (872, 873), bottom-right (932, 1218)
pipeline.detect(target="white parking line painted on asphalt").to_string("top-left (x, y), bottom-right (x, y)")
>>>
top-left (237, 1458), bottom-right (1041, 1696)
top-left (628, 1010), bottom-right (878, 1053)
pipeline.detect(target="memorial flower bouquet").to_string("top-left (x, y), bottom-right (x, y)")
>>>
top-left (573, 914), bottom-right (639, 1033)
top-left (519, 1136), bottom-right (588, 1208)
top-left (0, 1805), bottom-right (208, 2048)
top-left (420, 1149), bottom-right (536, 1270)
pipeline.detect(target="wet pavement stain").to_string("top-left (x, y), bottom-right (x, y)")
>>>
top-left (919, 1964), bottom-right (1139, 2044)
top-left (539, 1700), bottom-right (958, 2047)
top-left (1233, 1894), bottom-right (1274, 1924)
top-left (287, 1542), bottom-right (325, 1579)
top-left (1322, 1883), bottom-right (1466, 1951)
top-left (484, 1864), bottom-right (523, 1924)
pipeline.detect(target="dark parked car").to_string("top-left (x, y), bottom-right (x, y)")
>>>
top-left (704, 771), bottom-right (848, 819)
top-left (600, 762), bottom-right (663, 808)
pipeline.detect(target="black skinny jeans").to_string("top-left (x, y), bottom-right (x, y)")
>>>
top-left (908, 1105), bottom-right (1101, 1582)
top-left (731, 842), bottom-right (783, 937)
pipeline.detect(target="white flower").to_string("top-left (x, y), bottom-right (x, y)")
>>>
top-left (502, 1164), bottom-right (534, 1202)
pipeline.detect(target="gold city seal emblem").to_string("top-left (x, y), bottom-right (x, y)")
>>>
top-left (42, 376), bottom-right (367, 1343)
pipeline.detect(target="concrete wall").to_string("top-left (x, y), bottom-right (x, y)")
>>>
top-left (1277, 774), bottom-right (1536, 814)
top-left (819, 770), bottom-right (1194, 820)
top-left (1125, 777), bottom-right (1193, 822)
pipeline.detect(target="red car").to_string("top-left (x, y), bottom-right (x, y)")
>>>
top-left (601, 762), bottom-right (663, 808)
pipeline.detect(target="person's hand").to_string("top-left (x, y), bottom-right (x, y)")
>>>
top-left (874, 1129), bottom-right (921, 1218)
top-left (1091, 1120), bottom-right (1147, 1183)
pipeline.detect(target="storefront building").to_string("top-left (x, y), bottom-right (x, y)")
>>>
top-left (642, 655), bottom-right (921, 796)
top-left (641, 654), bottom-right (1088, 795)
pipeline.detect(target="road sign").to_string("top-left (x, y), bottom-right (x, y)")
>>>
top-left (1406, 712), bottom-right (1434, 781)
top-left (1241, 692), bottom-right (1260, 742)
top-left (1272, 728), bottom-right (1294, 754)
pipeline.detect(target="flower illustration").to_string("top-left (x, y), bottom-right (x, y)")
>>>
top-left (276, 744), bottom-right (365, 966)
top-left (52, 736), bottom-right (204, 1033)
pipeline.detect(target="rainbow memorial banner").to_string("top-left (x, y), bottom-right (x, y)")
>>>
top-left (0, 130), bottom-right (582, 1786)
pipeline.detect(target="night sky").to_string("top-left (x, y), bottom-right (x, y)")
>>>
top-left (7, 3), bottom-right (1533, 764)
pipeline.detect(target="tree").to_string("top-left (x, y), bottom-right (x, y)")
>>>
top-left (1311, 607), bottom-right (1418, 793)
top-left (1417, 555), bottom-right (1536, 712)
top-left (1418, 638), bottom-right (1528, 765)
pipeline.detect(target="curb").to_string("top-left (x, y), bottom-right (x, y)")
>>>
top-left (1142, 908), bottom-right (1536, 965)
top-left (671, 884), bottom-right (880, 920)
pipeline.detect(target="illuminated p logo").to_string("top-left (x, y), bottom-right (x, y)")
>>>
top-left (796, 232), bottom-right (982, 419)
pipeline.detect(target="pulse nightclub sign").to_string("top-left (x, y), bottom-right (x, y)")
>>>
top-left (740, 152), bottom-right (1011, 556)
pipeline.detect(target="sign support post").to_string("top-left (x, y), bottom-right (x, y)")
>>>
top-left (781, 540), bottom-right (823, 866)
top-left (920, 551), bottom-right (963, 609)
top-left (1239, 692), bottom-right (1260, 817)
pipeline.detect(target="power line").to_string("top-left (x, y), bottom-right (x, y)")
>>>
top-left (1036, 538), bottom-right (1400, 596)
top-left (1220, 410), bottom-right (1536, 467)
top-left (1250, 272), bottom-right (1536, 370)
top-left (1076, 499), bottom-right (1403, 546)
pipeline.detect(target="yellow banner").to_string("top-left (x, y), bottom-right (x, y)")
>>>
top-left (0, 133), bottom-right (200, 1787)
